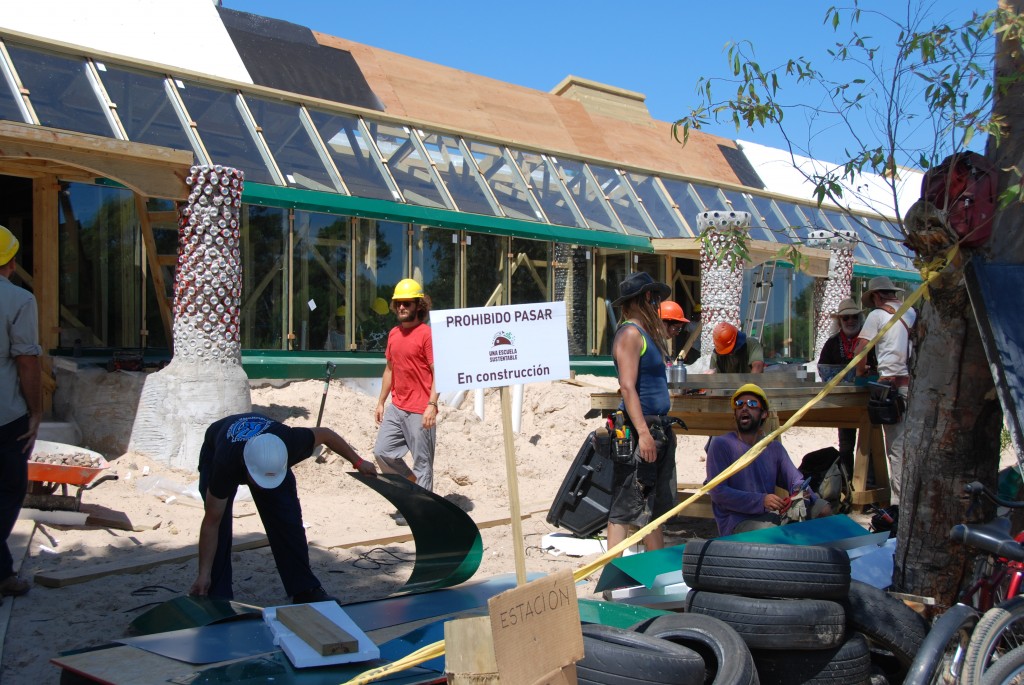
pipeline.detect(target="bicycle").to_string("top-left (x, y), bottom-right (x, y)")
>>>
top-left (905, 480), bottom-right (1024, 685)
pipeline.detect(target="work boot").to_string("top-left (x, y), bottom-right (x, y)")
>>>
top-left (0, 575), bottom-right (30, 597)
top-left (291, 586), bottom-right (340, 605)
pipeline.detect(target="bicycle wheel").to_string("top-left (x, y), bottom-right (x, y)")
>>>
top-left (980, 644), bottom-right (1024, 685)
top-left (963, 597), bottom-right (1024, 685)
top-left (903, 603), bottom-right (980, 685)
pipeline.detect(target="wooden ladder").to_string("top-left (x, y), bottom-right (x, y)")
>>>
top-left (136, 196), bottom-right (178, 350)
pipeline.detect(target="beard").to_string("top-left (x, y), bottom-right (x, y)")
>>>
top-left (396, 306), bottom-right (419, 324)
top-left (736, 412), bottom-right (761, 435)
top-left (841, 322), bottom-right (861, 337)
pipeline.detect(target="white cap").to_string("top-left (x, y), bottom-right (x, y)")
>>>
top-left (243, 433), bottom-right (288, 489)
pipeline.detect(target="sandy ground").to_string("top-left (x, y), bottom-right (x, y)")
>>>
top-left (2, 375), bottom-right (846, 683)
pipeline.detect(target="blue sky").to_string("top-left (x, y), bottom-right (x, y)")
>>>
top-left (223, 0), bottom-right (991, 167)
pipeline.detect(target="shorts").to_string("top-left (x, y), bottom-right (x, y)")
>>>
top-left (607, 429), bottom-right (677, 527)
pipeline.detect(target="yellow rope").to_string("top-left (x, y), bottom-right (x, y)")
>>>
top-left (342, 245), bottom-right (959, 685)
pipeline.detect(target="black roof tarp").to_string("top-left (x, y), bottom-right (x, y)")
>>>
top-left (217, 7), bottom-right (384, 112)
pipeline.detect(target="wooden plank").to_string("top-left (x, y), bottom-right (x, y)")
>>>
top-left (445, 615), bottom-right (498, 684)
top-left (33, 532), bottom-right (268, 588)
top-left (275, 604), bottom-right (358, 656)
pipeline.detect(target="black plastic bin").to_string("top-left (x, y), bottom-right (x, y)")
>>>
top-left (546, 430), bottom-right (617, 538)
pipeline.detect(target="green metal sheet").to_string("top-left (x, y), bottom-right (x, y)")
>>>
top-left (852, 263), bottom-right (921, 282)
top-left (352, 473), bottom-right (482, 593)
top-left (117, 620), bottom-right (276, 664)
top-left (577, 598), bottom-right (670, 629)
top-left (128, 596), bottom-right (263, 636)
top-left (243, 183), bottom-right (652, 251)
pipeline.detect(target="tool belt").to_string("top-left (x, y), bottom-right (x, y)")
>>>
top-left (598, 413), bottom-right (685, 465)
top-left (867, 380), bottom-right (907, 425)
top-left (879, 375), bottom-right (910, 388)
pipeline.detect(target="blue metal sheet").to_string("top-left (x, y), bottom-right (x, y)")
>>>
top-left (117, 620), bottom-right (276, 664)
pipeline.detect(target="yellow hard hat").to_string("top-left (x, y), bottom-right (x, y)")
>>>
top-left (392, 278), bottom-right (424, 300)
top-left (732, 383), bottom-right (769, 411)
top-left (0, 225), bottom-right (18, 266)
top-left (371, 297), bottom-right (390, 316)
top-left (335, 305), bottom-right (346, 317)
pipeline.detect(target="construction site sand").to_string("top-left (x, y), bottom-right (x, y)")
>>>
top-left (4, 375), bottom-right (851, 682)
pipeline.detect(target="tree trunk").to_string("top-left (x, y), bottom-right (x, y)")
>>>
top-left (895, 0), bottom-right (1024, 608)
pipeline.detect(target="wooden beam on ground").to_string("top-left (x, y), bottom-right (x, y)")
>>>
top-left (310, 502), bottom-right (550, 550)
top-left (33, 532), bottom-right (267, 589)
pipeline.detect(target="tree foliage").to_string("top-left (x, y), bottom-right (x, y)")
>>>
top-left (675, 1), bottom-right (1024, 247)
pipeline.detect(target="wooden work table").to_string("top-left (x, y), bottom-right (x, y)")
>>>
top-left (590, 373), bottom-right (890, 507)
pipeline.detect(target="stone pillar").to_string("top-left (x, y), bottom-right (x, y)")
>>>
top-left (129, 165), bottom-right (252, 469)
top-left (697, 210), bottom-right (750, 356)
top-left (808, 229), bottom-right (856, 360)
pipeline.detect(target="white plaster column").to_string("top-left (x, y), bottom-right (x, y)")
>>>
top-left (808, 229), bottom-right (857, 361)
top-left (697, 210), bottom-right (751, 356)
top-left (129, 165), bottom-right (252, 469)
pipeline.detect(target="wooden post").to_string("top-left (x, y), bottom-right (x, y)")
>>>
top-left (33, 175), bottom-right (60, 410)
top-left (445, 616), bottom-right (499, 684)
top-left (500, 385), bottom-right (527, 585)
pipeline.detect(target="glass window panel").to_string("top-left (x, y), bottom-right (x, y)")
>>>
top-left (625, 173), bottom-right (689, 238)
top-left (7, 45), bottom-right (113, 137)
top-left (308, 111), bottom-right (395, 201)
top-left (412, 225), bottom-right (460, 311)
top-left (365, 121), bottom-right (447, 208)
top-left (553, 243), bottom-right (591, 355)
top-left (660, 179), bottom-right (706, 232)
top-left (292, 211), bottom-right (350, 351)
top-left (246, 97), bottom-right (337, 193)
top-left (754, 267), bottom-right (816, 362)
top-left (775, 201), bottom-right (812, 243)
top-left (588, 164), bottom-right (655, 236)
top-left (510, 238), bottom-right (550, 304)
top-left (746, 195), bottom-right (795, 243)
top-left (823, 209), bottom-right (893, 267)
top-left (58, 183), bottom-right (142, 348)
top-left (96, 64), bottom-right (193, 152)
top-left (594, 251), bottom-right (631, 355)
top-left (239, 205), bottom-right (287, 349)
top-left (511, 149), bottom-right (586, 229)
top-left (465, 232), bottom-right (505, 308)
top-left (867, 218), bottom-right (914, 270)
top-left (0, 64), bottom-right (26, 123)
top-left (805, 206), bottom-right (875, 264)
top-left (175, 81), bottom-right (276, 185)
top-left (419, 132), bottom-right (496, 216)
top-left (353, 218), bottom-right (403, 350)
top-left (466, 140), bottom-right (541, 222)
top-left (553, 158), bottom-right (619, 232)
top-left (720, 189), bottom-right (774, 242)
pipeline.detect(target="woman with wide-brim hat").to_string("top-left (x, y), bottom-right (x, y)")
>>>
top-left (607, 272), bottom-right (677, 555)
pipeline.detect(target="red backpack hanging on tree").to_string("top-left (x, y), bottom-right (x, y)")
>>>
top-left (920, 151), bottom-right (998, 248)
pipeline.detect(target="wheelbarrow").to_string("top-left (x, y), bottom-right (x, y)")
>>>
top-left (25, 440), bottom-right (119, 512)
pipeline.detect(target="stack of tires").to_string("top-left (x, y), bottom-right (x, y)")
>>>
top-left (681, 539), bottom-right (928, 685)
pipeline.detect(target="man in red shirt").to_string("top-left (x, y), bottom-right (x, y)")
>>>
top-left (373, 279), bottom-right (439, 525)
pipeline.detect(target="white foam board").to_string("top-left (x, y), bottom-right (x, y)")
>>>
top-left (263, 601), bottom-right (379, 668)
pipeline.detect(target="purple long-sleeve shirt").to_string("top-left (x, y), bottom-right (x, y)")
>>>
top-left (705, 432), bottom-right (811, 536)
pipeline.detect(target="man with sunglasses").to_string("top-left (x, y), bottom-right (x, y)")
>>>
top-left (373, 279), bottom-right (440, 525)
top-left (705, 384), bottom-right (831, 536)
top-left (817, 297), bottom-right (865, 475)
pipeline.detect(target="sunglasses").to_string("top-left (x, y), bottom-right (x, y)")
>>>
top-left (840, 315), bottom-right (859, 322)
top-left (394, 300), bottom-right (417, 309)
top-left (734, 398), bottom-right (762, 409)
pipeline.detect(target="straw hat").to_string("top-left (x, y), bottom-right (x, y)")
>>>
top-left (831, 298), bottom-right (862, 318)
top-left (861, 276), bottom-right (904, 307)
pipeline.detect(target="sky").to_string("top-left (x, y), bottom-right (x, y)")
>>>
top-left (222, 0), bottom-right (992, 167)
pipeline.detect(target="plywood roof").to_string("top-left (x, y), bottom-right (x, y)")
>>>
top-left (313, 32), bottom-right (748, 188)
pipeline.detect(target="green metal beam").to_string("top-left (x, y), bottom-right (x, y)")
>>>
top-left (242, 183), bottom-right (653, 252)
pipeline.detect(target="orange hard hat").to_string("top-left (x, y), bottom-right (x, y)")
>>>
top-left (713, 322), bottom-right (739, 355)
top-left (659, 301), bottom-right (689, 323)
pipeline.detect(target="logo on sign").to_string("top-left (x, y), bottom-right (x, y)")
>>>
top-left (489, 331), bottom-right (518, 362)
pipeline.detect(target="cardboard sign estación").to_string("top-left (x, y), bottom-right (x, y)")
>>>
top-left (486, 570), bottom-right (583, 685)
